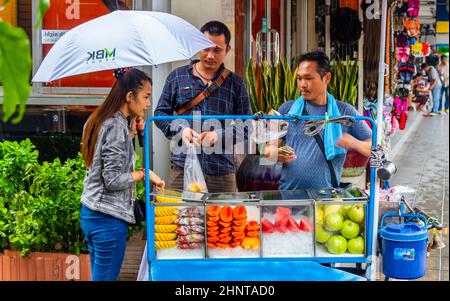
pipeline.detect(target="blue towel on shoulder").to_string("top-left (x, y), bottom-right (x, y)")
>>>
top-left (288, 92), bottom-right (346, 160)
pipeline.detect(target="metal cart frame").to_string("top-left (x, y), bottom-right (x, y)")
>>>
top-left (143, 114), bottom-right (379, 281)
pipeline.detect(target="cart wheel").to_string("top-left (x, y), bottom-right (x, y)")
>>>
top-left (384, 275), bottom-right (390, 281)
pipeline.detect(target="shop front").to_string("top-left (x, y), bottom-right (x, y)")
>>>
top-left (1, 0), bottom-right (364, 170)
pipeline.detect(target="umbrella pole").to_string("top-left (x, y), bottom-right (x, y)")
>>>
top-left (368, 0), bottom-right (388, 281)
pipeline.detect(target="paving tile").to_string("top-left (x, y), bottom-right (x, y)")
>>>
top-left (413, 269), bottom-right (441, 281)
top-left (426, 256), bottom-right (449, 271)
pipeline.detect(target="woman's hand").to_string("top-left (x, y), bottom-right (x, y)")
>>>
top-left (135, 117), bottom-right (145, 132)
top-left (131, 169), bottom-right (145, 182)
top-left (129, 117), bottom-right (138, 138)
top-left (130, 117), bottom-right (146, 138)
top-left (149, 170), bottom-right (165, 190)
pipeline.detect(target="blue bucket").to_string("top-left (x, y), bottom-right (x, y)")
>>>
top-left (379, 214), bottom-right (428, 280)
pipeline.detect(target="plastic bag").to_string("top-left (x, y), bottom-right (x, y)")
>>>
top-left (183, 144), bottom-right (208, 193)
top-left (251, 109), bottom-right (289, 144)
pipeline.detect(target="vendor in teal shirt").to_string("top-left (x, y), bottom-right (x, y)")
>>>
top-left (265, 51), bottom-right (372, 190)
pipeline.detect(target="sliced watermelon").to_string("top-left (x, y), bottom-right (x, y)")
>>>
top-left (276, 207), bottom-right (292, 216)
top-left (275, 224), bottom-right (288, 233)
top-left (261, 218), bottom-right (275, 233)
top-left (274, 212), bottom-right (289, 229)
top-left (299, 216), bottom-right (314, 232)
top-left (287, 216), bottom-right (300, 232)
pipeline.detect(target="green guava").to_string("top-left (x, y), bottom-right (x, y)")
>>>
top-left (348, 204), bottom-right (365, 223)
top-left (316, 207), bottom-right (324, 224)
top-left (340, 220), bottom-right (360, 239)
top-left (324, 213), bottom-right (344, 232)
top-left (326, 235), bottom-right (348, 254)
top-left (347, 236), bottom-right (365, 254)
top-left (316, 224), bottom-right (333, 244)
top-left (323, 204), bottom-right (343, 217)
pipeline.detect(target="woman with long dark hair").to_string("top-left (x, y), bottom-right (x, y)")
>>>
top-left (80, 68), bottom-right (164, 281)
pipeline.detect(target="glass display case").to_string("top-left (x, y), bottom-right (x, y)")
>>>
top-left (151, 189), bottom-right (206, 260)
top-left (204, 192), bottom-right (260, 258)
top-left (310, 188), bottom-right (369, 258)
top-left (150, 188), bottom-right (369, 261)
top-left (259, 190), bottom-right (315, 258)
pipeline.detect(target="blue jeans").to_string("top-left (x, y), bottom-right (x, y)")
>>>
top-left (80, 204), bottom-right (128, 281)
top-left (441, 86), bottom-right (449, 111)
top-left (432, 86), bottom-right (443, 113)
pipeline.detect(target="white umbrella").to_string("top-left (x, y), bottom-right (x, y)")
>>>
top-left (32, 10), bottom-right (215, 82)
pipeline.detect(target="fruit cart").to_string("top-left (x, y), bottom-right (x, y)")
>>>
top-left (143, 114), bottom-right (380, 281)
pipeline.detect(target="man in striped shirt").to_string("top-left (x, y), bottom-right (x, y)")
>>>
top-left (154, 21), bottom-right (252, 193)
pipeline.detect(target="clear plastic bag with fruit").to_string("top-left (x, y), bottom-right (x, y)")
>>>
top-left (183, 144), bottom-right (208, 194)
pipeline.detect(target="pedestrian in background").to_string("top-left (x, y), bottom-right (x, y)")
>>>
top-left (421, 62), bottom-right (443, 116)
top-left (80, 68), bottom-right (165, 281)
top-left (437, 55), bottom-right (449, 114)
top-left (411, 73), bottom-right (430, 112)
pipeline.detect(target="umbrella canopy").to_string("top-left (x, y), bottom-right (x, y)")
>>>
top-left (32, 10), bottom-right (215, 82)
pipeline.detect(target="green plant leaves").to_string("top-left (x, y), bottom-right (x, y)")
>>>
top-left (0, 21), bottom-right (31, 124)
top-left (0, 0), bottom-right (49, 124)
top-left (0, 140), bottom-right (87, 255)
top-left (35, 0), bottom-right (50, 29)
top-left (245, 59), bottom-right (299, 113)
top-left (1, 139), bottom-right (144, 255)
top-left (329, 56), bottom-right (359, 106)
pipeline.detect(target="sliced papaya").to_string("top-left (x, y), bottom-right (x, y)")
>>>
top-left (219, 206), bottom-right (233, 222)
top-left (207, 220), bottom-right (218, 227)
top-left (207, 206), bottom-right (221, 217)
top-left (246, 220), bottom-right (260, 231)
top-left (219, 236), bottom-right (232, 243)
top-left (219, 221), bottom-right (231, 228)
top-left (231, 231), bottom-right (245, 237)
top-left (232, 206), bottom-right (247, 220)
top-left (218, 233), bottom-right (231, 239)
top-left (230, 241), bottom-right (241, 248)
top-left (207, 231), bottom-right (219, 237)
top-left (232, 219), bottom-right (247, 226)
top-left (208, 226), bottom-right (220, 232)
top-left (208, 215), bottom-right (220, 222)
top-left (207, 242), bottom-right (217, 249)
top-left (207, 236), bottom-right (220, 243)
top-left (232, 225), bottom-right (246, 232)
top-left (220, 227), bottom-right (232, 233)
top-left (246, 230), bottom-right (259, 237)
top-left (233, 235), bottom-right (245, 242)
top-left (216, 243), bottom-right (229, 248)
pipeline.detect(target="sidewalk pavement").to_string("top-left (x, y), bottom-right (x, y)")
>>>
top-left (389, 111), bottom-right (449, 281)
top-left (390, 110), bottom-right (422, 161)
